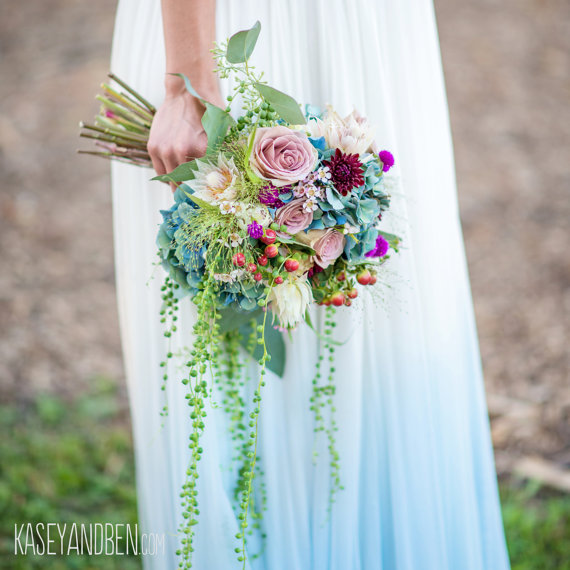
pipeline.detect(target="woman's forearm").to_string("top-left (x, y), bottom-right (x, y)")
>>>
top-left (161, 0), bottom-right (220, 100)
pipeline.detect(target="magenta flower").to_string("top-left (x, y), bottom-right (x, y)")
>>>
top-left (258, 184), bottom-right (285, 208)
top-left (365, 235), bottom-right (390, 258)
top-left (247, 221), bottom-right (264, 239)
top-left (378, 150), bottom-right (395, 172)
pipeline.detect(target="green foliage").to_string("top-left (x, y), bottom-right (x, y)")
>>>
top-left (152, 158), bottom-right (199, 183)
top-left (226, 21), bottom-right (261, 64)
top-left (201, 103), bottom-right (237, 152)
top-left (0, 379), bottom-right (140, 569)
top-left (253, 83), bottom-right (306, 125)
top-left (239, 315), bottom-right (286, 378)
top-left (377, 230), bottom-right (401, 253)
top-left (217, 307), bottom-right (286, 377)
top-left (309, 306), bottom-right (342, 509)
top-left (501, 480), bottom-right (570, 570)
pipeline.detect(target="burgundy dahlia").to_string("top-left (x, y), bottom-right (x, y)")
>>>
top-left (323, 149), bottom-right (365, 196)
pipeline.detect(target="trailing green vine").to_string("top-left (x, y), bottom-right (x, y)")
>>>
top-left (310, 305), bottom-right (343, 511)
top-left (176, 275), bottom-right (221, 568)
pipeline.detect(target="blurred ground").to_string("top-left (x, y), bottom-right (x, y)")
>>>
top-left (0, 0), bottom-right (569, 478)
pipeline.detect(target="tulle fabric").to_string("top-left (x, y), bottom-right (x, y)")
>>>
top-left (110, 1), bottom-right (510, 568)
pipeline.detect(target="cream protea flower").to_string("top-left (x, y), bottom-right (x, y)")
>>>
top-left (309, 107), bottom-right (375, 155)
top-left (189, 154), bottom-right (239, 204)
top-left (267, 277), bottom-right (313, 329)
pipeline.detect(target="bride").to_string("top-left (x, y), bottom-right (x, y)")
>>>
top-left (110, 0), bottom-right (510, 568)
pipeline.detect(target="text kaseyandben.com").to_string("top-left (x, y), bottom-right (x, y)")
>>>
top-left (14, 523), bottom-right (165, 556)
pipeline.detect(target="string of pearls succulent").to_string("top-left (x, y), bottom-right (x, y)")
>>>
top-left (310, 305), bottom-right (343, 510)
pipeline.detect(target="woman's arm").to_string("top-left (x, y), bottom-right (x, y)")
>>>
top-left (148, 0), bottom-right (223, 179)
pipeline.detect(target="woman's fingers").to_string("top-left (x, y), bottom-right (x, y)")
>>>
top-left (150, 153), bottom-right (167, 177)
top-left (147, 89), bottom-right (214, 192)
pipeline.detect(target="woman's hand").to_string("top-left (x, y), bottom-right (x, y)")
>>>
top-left (148, 75), bottom-right (223, 184)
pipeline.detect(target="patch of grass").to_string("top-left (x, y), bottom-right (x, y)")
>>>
top-left (500, 479), bottom-right (570, 570)
top-left (0, 378), bottom-right (141, 569)
top-left (2, 379), bottom-right (570, 569)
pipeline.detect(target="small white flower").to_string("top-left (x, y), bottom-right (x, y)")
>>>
top-left (293, 184), bottom-right (306, 198)
top-left (316, 166), bottom-right (332, 183)
top-left (303, 198), bottom-right (319, 212)
top-left (304, 171), bottom-right (318, 184)
top-left (343, 222), bottom-right (360, 235)
top-left (304, 183), bottom-right (323, 200)
top-left (232, 201), bottom-right (246, 216)
top-left (219, 201), bottom-right (236, 215)
top-left (227, 232), bottom-right (243, 248)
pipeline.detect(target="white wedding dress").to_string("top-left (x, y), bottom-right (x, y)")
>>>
top-left (111, 1), bottom-right (510, 569)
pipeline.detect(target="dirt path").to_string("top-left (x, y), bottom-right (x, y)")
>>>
top-left (0, 0), bottom-right (568, 471)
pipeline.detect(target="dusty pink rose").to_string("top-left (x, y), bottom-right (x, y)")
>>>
top-left (296, 229), bottom-right (346, 269)
top-left (274, 199), bottom-right (314, 234)
top-left (250, 126), bottom-right (318, 187)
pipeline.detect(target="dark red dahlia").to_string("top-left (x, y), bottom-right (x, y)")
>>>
top-left (323, 149), bottom-right (365, 196)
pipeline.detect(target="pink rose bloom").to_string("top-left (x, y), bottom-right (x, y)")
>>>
top-left (250, 126), bottom-right (318, 187)
top-left (296, 229), bottom-right (346, 269)
top-left (274, 199), bottom-right (314, 234)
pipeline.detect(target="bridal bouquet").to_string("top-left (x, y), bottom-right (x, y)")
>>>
top-left (80, 21), bottom-right (399, 569)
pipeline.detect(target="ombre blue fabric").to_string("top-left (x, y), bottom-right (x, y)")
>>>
top-left (110, 1), bottom-right (511, 568)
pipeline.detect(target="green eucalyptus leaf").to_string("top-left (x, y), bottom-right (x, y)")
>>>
top-left (202, 103), bottom-right (236, 152)
top-left (226, 21), bottom-right (261, 64)
top-left (254, 83), bottom-right (306, 125)
top-left (262, 325), bottom-right (286, 377)
top-left (152, 160), bottom-right (199, 183)
top-left (218, 307), bottom-right (263, 334)
top-left (378, 230), bottom-right (401, 252)
top-left (278, 235), bottom-right (316, 253)
top-left (244, 128), bottom-right (263, 183)
top-left (240, 320), bottom-right (285, 377)
top-left (171, 72), bottom-right (202, 99)
top-left (183, 191), bottom-right (216, 210)
top-left (220, 307), bottom-right (286, 377)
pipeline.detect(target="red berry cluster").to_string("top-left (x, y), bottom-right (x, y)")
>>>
top-left (231, 227), bottom-right (302, 286)
top-left (319, 267), bottom-right (377, 307)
